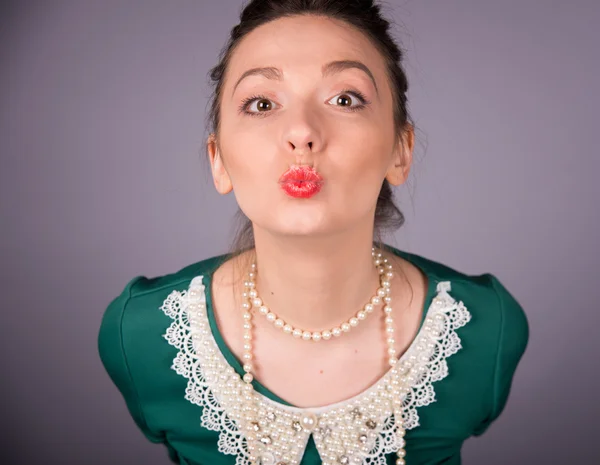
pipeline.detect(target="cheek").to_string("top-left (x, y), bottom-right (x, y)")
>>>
top-left (219, 134), bottom-right (280, 216)
top-left (333, 126), bottom-right (391, 184)
top-left (327, 134), bottom-right (391, 212)
top-left (220, 131), bottom-right (270, 184)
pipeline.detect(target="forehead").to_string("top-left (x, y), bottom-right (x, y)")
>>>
top-left (227, 15), bottom-right (384, 79)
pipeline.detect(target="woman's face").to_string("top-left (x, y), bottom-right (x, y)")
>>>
top-left (208, 14), bottom-right (413, 238)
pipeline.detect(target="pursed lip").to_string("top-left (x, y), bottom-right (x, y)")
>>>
top-left (278, 165), bottom-right (324, 184)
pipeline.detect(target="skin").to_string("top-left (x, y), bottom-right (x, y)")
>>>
top-left (206, 14), bottom-right (424, 407)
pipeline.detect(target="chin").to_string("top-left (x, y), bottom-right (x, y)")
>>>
top-left (274, 219), bottom-right (328, 237)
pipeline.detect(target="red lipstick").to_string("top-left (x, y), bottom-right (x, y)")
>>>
top-left (278, 165), bottom-right (324, 198)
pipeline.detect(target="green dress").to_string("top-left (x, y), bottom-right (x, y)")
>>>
top-left (98, 245), bottom-right (529, 465)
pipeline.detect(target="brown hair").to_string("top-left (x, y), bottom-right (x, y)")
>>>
top-left (202, 0), bottom-right (418, 292)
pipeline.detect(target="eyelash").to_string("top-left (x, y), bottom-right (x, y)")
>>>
top-left (238, 88), bottom-right (370, 118)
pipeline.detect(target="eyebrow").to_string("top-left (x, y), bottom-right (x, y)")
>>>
top-left (231, 59), bottom-right (379, 97)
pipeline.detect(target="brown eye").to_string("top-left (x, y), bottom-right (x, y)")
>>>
top-left (336, 94), bottom-right (353, 107)
top-left (239, 95), bottom-right (276, 116)
top-left (327, 90), bottom-right (369, 112)
top-left (255, 99), bottom-right (272, 111)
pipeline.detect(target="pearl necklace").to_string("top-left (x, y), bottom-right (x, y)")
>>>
top-left (243, 249), bottom-right (391, 342)
top-left (239, 247), bottom-right (407, 465)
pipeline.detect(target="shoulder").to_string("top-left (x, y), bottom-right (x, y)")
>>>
top-left (97, 252), bottom-right (229, 365)
top-left (123, 252), bottom-right (229, 299)
top-left (386, 244), bottom-right (530, 347)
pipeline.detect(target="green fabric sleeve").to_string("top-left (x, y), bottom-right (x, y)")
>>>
top-left (97, 276), bottom-right (173, 451)
top-left (472, 273), bottom-right (530, 436)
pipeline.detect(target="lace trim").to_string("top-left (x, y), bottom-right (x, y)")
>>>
top-left (161, 276), bottom-right (471, 465)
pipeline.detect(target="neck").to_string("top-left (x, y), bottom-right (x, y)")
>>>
top-left (244, 229), bottom-right (386, 331)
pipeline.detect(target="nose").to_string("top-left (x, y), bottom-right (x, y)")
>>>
top-left (282, 105), bottom-right (323, 161)
top-left (286, 132), bottom-right (322, 164)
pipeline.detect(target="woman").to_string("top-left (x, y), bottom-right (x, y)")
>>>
top-left (98, 1), bottom-right (529, 464)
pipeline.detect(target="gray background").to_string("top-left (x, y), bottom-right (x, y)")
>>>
top-left (1, 0), bottom-right (598, 464)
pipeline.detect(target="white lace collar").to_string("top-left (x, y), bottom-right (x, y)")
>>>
top-left (161, 275), bottom-right (471, 465)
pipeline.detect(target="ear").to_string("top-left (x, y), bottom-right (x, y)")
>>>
top-left (207, 133), bottom-right (233, 194)
top-left (385, 124), bottom-right (414, 186)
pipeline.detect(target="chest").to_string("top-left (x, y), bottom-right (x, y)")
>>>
top-left (248, 323), bottom-right (394, 407)
top-left (209, 266), bottom-right (427, 408)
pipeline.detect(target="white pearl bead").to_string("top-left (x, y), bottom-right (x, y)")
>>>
top-left (384, 306), bottom-right (393, 314)
top-left (266, 313), bottom-right (276, 322)
top-left (364, 303), bottom-right (374, 313)
top-left (332, 327), bottom-right (342, 337)
top-left (388, 347), bottom-right (397, 356)
top-left (322, 331), bottom-right (332, 340)
top-left (377, 288), bottom-right (387, 297)
top-left (312, 332), bottom-right (322, 341)
top-left (242, 302), bottom-right (251, 310)
top-left (341, 323), bottom-right (351, 332)
top-left (259, 306), bottom-right (269, 315)
top-left (302, 331), bottom-right (312, 341)
top-left (243, 352), bottom-right (253, 360)
top-left (301, 412), bottom-right (318, 431)
top-left (274, 319), bottom-right (285, 328)
top-left (357, 311), bottom-right (366, 320)
top-left (243, 312), bottom-right (252, 320)
top-left (386, 326), bottom-right (395, 334)
top-left (292, 329), bottom-right (302, 338)
top-left (243, 363), bottom-right (253, 372)
top-left (384, 296), bottom-right (392, 303)
top-left (252, 297), bottom-right (262, 307)
top-left (243, 373), bottom-right (253, 383)
top-left (385, 316), bottom-right (394, 324)
top-left (283, 324), bottom-right (293, 334)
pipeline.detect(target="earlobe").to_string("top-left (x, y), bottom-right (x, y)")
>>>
top-left (207, 134), bottom-right (233, 195)
top-left (385, 163), bottom-right (407, 186)
top-left (385, 127), bottom-right (414, 186)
